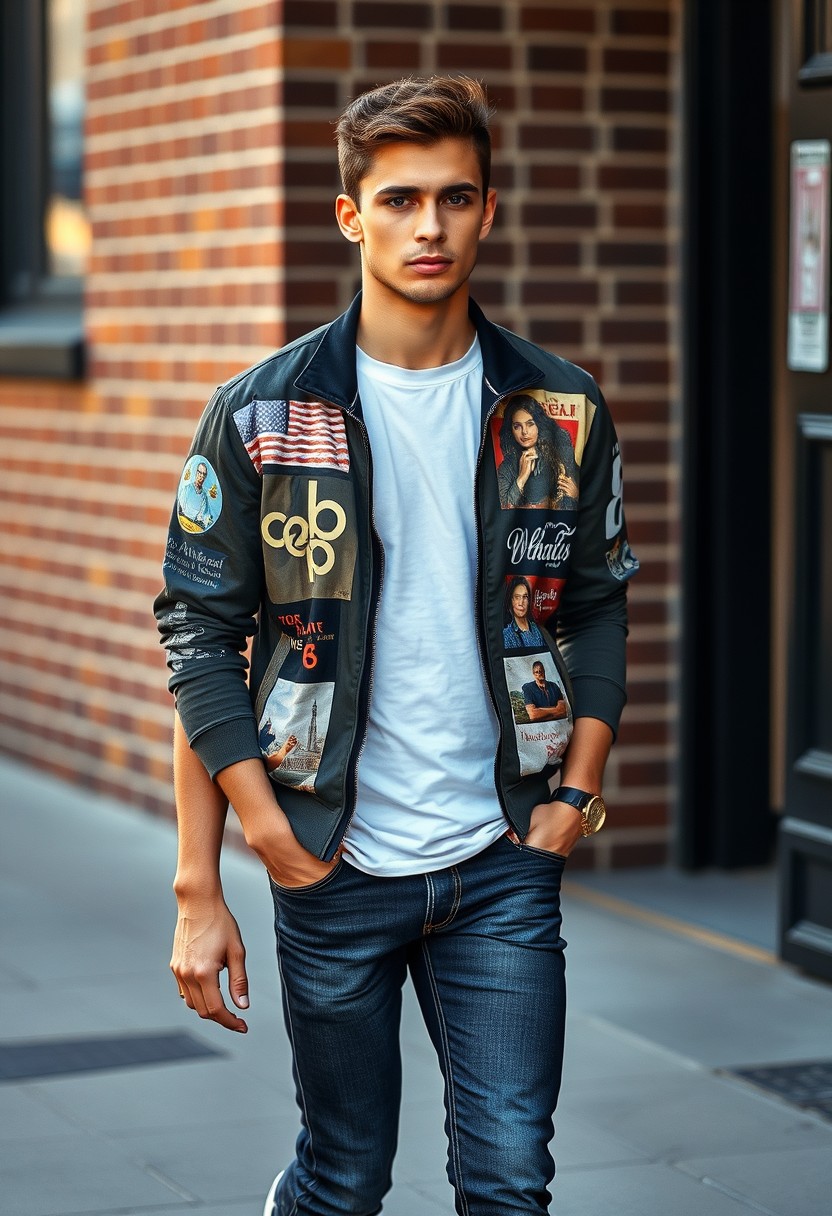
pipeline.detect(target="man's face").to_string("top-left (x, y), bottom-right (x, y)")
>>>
top-left (195, 464), bottom-right (207, 489)
top-left (336, 137), bottom-right (496, 306)
top-left (511, 585), bottom-right (530, 619)
top-left (532, 662), bottom-right (546, 687)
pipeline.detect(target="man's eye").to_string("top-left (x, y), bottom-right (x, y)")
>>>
top-left (386, 197), bottom-right (408, 208)
top-left (446, 194), bottom-right (471, 206)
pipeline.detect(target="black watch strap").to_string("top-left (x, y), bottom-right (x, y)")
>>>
top-left (553, 786), bottom-right (593, 811)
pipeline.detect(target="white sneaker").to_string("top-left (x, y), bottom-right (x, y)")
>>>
top-left (262, 1169), bottom-right (285, 1216)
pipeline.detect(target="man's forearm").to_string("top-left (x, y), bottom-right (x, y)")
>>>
top-left (558, 715), bottom-right (613, 794)
top-left (173, 712), bottom-right (230, 898)
top-left (213, 756), bottom-right (291, 855)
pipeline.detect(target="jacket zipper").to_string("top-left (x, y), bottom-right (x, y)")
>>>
top-left (474, 375), bottom-right (518, 830)
top-left (327, 414), bottom-right (385, 854)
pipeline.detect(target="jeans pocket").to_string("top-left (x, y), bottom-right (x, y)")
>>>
top-left (268, 858), bottom-right (345, 897)
top-left (521, 843), bottom-right (568, 863)
top-left (504, 834), bottom-right (568, 864)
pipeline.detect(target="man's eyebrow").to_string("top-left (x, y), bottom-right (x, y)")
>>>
top-left (373, 181), bottom-right (480, 198)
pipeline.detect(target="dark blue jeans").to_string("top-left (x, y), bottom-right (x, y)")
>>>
top-left (269, 833), bottom-right (567, 1215)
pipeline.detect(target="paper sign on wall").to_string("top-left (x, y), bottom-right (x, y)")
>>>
top-left (788, 140), bottom-right (830, 373)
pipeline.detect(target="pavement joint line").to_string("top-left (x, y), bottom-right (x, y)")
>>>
top-left (698, 1173), bottom-right (782, 1216)
top-left (576, 1012), bottom-right (702, 1071)
top-left (564, 881), bottom-right (779, 965)
top-left (139, 1164), bottom-right (200, 1203)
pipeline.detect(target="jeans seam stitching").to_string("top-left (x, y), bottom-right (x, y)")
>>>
top-left (421, 939), bottom-right (471, 1216)
top-left (423, 873), bottom-right (434, 935)
top-left (431, 866), bottom-right (462, 932)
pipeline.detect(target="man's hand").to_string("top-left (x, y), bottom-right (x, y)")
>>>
top-left (213, 757), bottom-right (340, 890)
top-left (524, 798), bottom-right (583, 858)
top-left (250, 823), bottom-right (341, 890)
top-left (171, 896), bottom-right (250, 1033)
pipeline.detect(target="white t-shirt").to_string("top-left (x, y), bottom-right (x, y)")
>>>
top-left (342, 337), bottom-right (506, 876)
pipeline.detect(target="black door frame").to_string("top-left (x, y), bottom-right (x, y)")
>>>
top-left (678, 0), bottom-right (777, 868)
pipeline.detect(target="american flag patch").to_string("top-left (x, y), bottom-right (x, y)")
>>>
top-left (233, 399), bottom-right (350, 474)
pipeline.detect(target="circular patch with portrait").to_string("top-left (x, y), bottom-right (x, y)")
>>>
top-left (176, 455), bottom-right (223, 534)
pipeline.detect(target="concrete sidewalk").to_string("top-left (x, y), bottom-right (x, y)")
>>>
top-left (2, 757), bottom-right (831, 1216)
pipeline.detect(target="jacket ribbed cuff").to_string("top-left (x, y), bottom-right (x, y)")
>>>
top-left (569, 674), bottom-right (627, 740)
top-left (190, 716), bottom-right (262, 780)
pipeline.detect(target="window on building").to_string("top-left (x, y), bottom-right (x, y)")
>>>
top-left (0, 0), bottom-right (87, 377)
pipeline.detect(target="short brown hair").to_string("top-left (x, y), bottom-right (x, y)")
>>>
top-left (336, 76), bottom-right (492, 203)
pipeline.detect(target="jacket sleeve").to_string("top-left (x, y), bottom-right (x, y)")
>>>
top-left (556, 382), bottom-right (639, 738)
top-left (153, 388), bottom-right (265, 778)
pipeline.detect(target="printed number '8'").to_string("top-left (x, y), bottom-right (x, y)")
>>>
top-left (605, 454), bottom-right (623, 540)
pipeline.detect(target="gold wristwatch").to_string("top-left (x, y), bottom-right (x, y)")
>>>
top-left (553, 786), bottom-right (606, 836)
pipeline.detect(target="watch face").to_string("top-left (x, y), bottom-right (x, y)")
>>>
top-left (583, 796), bottom-right (606, 835)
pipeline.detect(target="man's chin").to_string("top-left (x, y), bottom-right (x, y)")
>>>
top-left (397, 279), bottom-right (466, 305)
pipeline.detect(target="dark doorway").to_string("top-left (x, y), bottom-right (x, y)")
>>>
top-left (679, 0), bottom-right (777, 868)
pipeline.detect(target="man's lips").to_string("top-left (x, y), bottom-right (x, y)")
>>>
top-left (408, 256), bottom-right (452, 275)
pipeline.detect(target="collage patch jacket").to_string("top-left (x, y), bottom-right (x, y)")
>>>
top-left (154, 294), bottom-right (639, 860)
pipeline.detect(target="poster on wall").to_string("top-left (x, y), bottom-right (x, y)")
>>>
top-left (788, 140), bottom-right (830, 373)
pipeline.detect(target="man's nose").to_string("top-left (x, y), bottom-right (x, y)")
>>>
top-left (414, 203), bottom-right (444, 242)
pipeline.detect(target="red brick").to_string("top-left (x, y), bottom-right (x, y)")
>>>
top-left (600, 319), bottom-right (669, 344)
top-left (528, 242), bottom-right (581, 267)
top-left (619, 359), bottom-right (671, 385)
top-left (353, 2), bottom-right (435, 28)
top-left (284, 39), bottom-right (351, 69)
top-left (604, 47), bottom-right (671, 75)
top-left (598, 241), bottom-right (668, 268)
top-left (437, 43), bottom-right (512, 69)
top-left (620, 438), bottom-right (671, 465)
top-left (601, 87), bottom-right (670, 114)
top-left (285, 120), bottom-right (337, 147)
top-left (366, 40), bottom-right (423, 68)
top-left (285, 239), bottom-right (354, 268)
top-left (616, 719), bottom-right (672, 748)
top-left (597, 165), bottom-right (668, 191)
top-left (285, 1), bottom-right (339, 27)
top-left (522, 202), bottom-right (598, 227)
top-left (446, 5), bottom-right (504, 31)
top-left (528, 45), bottom-right (588, 72)
top-left (531, 85), bottom-right (585, 112)
top-left (613, 203), bottom-right (667, 229)
top-left (284, 78), bottom-right (340, 107)
top-left (529, 319), bottom-right (584, 345)
top-left (612, 9), bottom-right (672, 38)
top-left (520, 7), bottom-right (596, 33)
top-left (519, 124), bottom-right (595, 151)
top-left (469, 279), bottom-right (505, 305)
top-left (286, 197), bottom-right (339, 227)
top-left (529, 164), bottom-right (582, 190)
top-left (522, 280), bottom-right (599, 306)
top-left (475, 241), bottom-right (515, 267)
top-left (612, 125), bottom-right (669, 153)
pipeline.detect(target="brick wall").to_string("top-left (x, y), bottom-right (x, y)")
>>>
top-left (0, 0), bottom-right (285, 812)
top-left (0, 0), bottom-right (681, 867)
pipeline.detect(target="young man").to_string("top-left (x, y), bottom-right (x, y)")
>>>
top-left (156, 77), bottom-right (638, 1216)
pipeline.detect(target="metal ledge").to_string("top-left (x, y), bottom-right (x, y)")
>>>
top-left (0, 304), bottom-right (85, 379)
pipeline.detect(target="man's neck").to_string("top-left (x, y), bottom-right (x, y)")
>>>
top-left (356, 282), bottom-right (476, 370)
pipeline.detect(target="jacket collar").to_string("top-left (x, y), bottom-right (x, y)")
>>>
top-left (293, 292), bottom-right (544, 411)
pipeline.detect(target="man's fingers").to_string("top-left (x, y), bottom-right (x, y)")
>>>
top-left (193, 964), bottom-right (248, 1033)
top-left (201, 985), bottom-right (248, 1033)
top-left (227, 945), bottom-right (250, 1010)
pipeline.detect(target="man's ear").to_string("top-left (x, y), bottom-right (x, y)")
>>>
top-left (336, 194), bottom-right (363, 244)
top-left (479, 188), bottom-right (497, 242)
